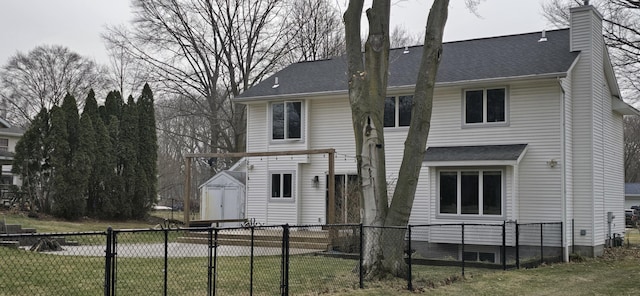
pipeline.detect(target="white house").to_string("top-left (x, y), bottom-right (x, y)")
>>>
top-left (233, 4), bottom-right (638, 258)
top-left (0, 118), bottom-right (24, 199)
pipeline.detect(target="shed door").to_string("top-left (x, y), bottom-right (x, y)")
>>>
top-left (206, 186), bottom-right (241, 221)
top-left (205, 187), bottom-right (224, 220)
top-left (222, 187), bottom-right (239, 220)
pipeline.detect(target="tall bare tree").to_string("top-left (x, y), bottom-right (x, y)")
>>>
top-left (284, 0), bottom-right (345, 62)
top-left (543, 0), bottom-right (640, 101)
top-left (103, 0), bottom-right (346, 203)
top-left (343, 0), bottom-right (449, 278)
top-left (0, 45), bottom-right (108, 126)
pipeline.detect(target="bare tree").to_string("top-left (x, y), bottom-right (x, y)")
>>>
top-left (0, 45), bottom-right (108, 126)
top-left (103, 0), bottom-right (294, 154)
top-left (284, 0), bottom-right (345, 62)
top-left (543, 0), bottom-right (640, 101)
top-left (343, 0), bottom-right (449, 278)
top-left (389, 25), bottom-right (423, 48)
top-left (104, 27), bottom-right (147, 99)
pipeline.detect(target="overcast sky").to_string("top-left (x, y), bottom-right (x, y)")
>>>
top-left (0, 0), bottom-right (551, 66)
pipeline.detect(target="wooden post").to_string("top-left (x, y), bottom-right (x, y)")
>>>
top-left (184, 156), bottom-right (191, 226)
top-left (328, 151), bottom-right (335, 225)
top-left (328, 151), bottom-right (336, 249)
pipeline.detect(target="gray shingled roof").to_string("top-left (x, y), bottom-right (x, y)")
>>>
top-left (424, 144), bottom-right (528, 162)
top-left (236, 29), bottom-right (577, 101)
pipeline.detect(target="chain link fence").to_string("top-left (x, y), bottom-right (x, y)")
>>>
top-left (1, 221), bottom-right (563, 295)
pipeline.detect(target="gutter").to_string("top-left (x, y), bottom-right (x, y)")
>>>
top-left (558, 76), bottom-right (569, 262)
top-left (234, 72), bottom-right (570, 103)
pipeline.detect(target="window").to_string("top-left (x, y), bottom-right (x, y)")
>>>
top-left (0, 138), bottom-right (7, 151)
top-left (384, 95), bottom-right (413, 127)
top-left (438, 169), bottom-right (503, 216)
top-left (463, 251), bottom-right (496, 263)
top-left (272, 101), bottom-right (302, 140)
top-left (271, 172), bottom-right (294, 199)
top-left (464, 88), bottom-right (506, 125)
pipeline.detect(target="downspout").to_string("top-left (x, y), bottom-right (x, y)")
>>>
top-left (558, 77), bottom-right (569, 262)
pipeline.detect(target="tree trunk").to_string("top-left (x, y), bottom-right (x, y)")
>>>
top-left (344, 0), bottom-right (449, 279)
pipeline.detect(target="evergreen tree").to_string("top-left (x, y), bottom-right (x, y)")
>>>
top-left (49, 105), bottom-right (74, 219)
top-left (135, 84), bottom-right (158, 217)
top-left (81, 90), bottom-right (102, 217)
top-left (49, 94), bottom-right (90, 220)
top-left (101, 90), bottom-right (124, 125)
top-left (118, 95), bottom-right (139, 218)
top-left (12, 108), bottom-right (52, 213)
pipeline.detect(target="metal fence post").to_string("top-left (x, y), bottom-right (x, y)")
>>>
top-left (213, 228), bottom-right (219, 296)
top-left (461, 224), bottom-right (465, 277)
top-left (516, 221), bottom-right (520, 269)
top-left (359, 224), bottom-right (363, 289)
top-left (540, 223), bottom-right (544, 265)
top-left (281, 224), bottom-right (290, 296)
top-left (250, 226), bottom-right (255, 296)
top-left (560, 221), bottom-right (564, 262)
top-left (111, 231), bottom-right (118, 295)
top-left (207, 228), bottom-right (213, 296)
top-left (164, 228), bottom-right (168, 296)
top-left (104, 227), bottom-right (113, 296)
top-left (407, 225), bottom-right (412, 291)
top-left (502, 221), bottom-right (506, 270)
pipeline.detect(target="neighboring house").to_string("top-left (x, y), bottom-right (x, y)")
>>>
top-left (0, 118), bottom-right (24, 198)
top-left (624, 183), bottom-right (640, 209)
top-left (233, 4), bottom-right (638, 259)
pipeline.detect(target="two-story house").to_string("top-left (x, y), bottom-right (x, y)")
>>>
top-left (232, 4), bottom-right (638, 258)
top-left (0, 118), bottom-right (24, 199)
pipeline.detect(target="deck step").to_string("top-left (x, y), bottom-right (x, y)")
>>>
top-left (0, 240), bottom-right (19, 249)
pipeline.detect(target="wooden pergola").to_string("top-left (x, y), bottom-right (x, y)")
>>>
top-left (183, 148), bottom-right (336, 226)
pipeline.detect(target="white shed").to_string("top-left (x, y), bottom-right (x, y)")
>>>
top-left (199, 170), bottom-right (246, 227)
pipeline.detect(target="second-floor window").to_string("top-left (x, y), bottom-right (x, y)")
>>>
top-left (0, 138), bottom-right (8, 151)
top-left (384, 95), bottom-right (413, 127)
top-left (272, 101), bottom-right (302, 140)
top-left (464, 88), bottom-right (507, 126)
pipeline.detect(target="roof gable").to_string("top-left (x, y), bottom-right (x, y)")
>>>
top-left (237, 29), bottom-right (578, 101)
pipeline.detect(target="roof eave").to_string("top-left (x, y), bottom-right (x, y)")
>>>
top-left (234, 72), bottom-right (569, 103)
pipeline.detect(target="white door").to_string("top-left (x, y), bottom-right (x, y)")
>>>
top-left (205, 187), bottom-right (224, 220)
top-left (222, 187), bottom-right (239, 220)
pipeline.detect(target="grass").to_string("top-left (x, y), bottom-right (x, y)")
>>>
top-left (1, 211), bottom-right (153, 233)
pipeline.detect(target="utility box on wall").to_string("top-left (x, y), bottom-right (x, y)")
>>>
top-left (199, 171), bottom-right (246, 227)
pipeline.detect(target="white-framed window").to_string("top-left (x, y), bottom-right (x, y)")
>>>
top-left (463, 251), bottom-right (496, 263)
top-left (271, 101), bottom-right (302, 140)
top-left (384, 95), bottom-right (413, 127)
top-left (270, 171), bottom-right (295, 200)
top-left (463, 88), bottom-right (507, 126)
top-left (0, 138), bottom-right (8, 151)
top-left (438, 169), bottom-right (503, 216)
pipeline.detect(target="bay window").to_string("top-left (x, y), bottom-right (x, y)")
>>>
top-left (438, 169), bottom-right (503, 216)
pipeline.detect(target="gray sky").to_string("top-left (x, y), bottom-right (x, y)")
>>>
top-left (0, 0), bottom-right (550, 66)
